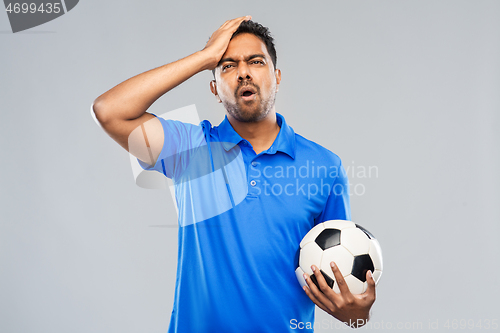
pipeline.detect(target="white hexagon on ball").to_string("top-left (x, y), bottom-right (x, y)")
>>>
top-left (295, 266), bottom-right (307, 288)
top-left (369, 239), bottom-right (383, 271)
top-left (340, 227), bottom-right (370, 256)
top-left (343, 274), bottom-right (367, 295)
top-left (320, 245), bottom-right (354, 279)
top-left (372, 270), bottom-right (383, 285)
top-left (299, 242), bottom-right (324, 276)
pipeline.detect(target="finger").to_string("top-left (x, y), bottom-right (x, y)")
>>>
top-left (304, 270), bottom-right (337, 312)
top-left (303, 272), bottom-right (329, 308)
top-left (219, 19), bottom-right (233, 29)
top-left (221, 15), bottom-right (250, 30)
top-left (237, 15), bottom-right (252, 22)
top-left (302, 284), bottom-right (332, 315)
top-left (226, 15), bottom-right (252, 29)
top-left (302, 273), bottom-right (335, 315)
top-left (311, 265), bottom-right (339, 301)
top-left (362, 270), bottom-right (376, 303)
top-left (330, 261), bottom-right (354, 301)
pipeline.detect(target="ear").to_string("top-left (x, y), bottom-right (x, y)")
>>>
top-left (210, 80), bottom-right (222, 103)
top-left (274, 69), bottom-right (282, 92)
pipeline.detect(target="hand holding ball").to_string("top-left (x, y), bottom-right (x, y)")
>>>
top-left (295, 220), bottom-right (383, 295)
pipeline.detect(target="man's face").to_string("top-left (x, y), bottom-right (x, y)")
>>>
top-left (211, 33), bottom-right (281, 122)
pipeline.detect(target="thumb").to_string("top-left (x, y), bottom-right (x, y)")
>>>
top-left (364, 270), bottom-right (376, 302)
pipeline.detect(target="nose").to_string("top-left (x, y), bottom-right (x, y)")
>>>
top-left (237, 63), bottom-right (252, 81)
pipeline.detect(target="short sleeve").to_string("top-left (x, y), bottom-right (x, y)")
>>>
top-left (137, 115), bottom-right (205, 180)
top-left (314, 161), bottom-right (351, 224)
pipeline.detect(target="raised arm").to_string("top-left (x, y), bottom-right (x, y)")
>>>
top-left (92, 15), bottom-right (251, 165)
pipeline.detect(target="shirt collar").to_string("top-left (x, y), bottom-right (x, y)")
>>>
top-left (217, 112), bottom-right (296, 160)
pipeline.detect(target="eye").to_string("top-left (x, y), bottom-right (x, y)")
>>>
top-left (222, 64), bottom-right (233, 71)
top-left (251, 60), bottom-right (264, 65)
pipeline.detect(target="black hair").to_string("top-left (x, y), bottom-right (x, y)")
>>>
top-left (211, 20), bottom-right (277, 78)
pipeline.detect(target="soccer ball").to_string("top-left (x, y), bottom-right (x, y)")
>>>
top-left (295, 220), bottom-right (383, 295)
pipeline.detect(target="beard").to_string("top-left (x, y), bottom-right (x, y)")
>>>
top-left (221, 81), bottom-right (276, 123)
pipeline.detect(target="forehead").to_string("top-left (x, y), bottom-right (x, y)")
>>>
top-left (222, 33), bottom-right (270, 61)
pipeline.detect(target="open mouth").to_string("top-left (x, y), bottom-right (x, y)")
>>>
top-left (240, 87), bottom-right (257, 100)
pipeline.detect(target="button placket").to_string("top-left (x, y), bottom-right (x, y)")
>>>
top-left (247, 157), bottom-right (260, 196)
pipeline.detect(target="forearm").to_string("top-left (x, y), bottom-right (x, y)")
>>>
top-left (93, 50), bottom-right (213, 123)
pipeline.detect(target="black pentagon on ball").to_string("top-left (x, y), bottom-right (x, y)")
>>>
top-left (315, 228), bottom-right (341, 250)
top-left (355, 224), bottom-right (376, 239)
top-left (310, 269), bottom-right (335, 290)
top-left (351, 254), bottom-right (374, 282)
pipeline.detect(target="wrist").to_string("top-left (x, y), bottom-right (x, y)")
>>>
top-left (195, 49), bottom-right (218, 71)
top-left (352, 313), bottom-right (370, 328)
top-left (339, 312), bottom-right (370, 329)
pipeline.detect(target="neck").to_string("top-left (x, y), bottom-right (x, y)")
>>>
top-left (227, 109), bottom-right (281, 154)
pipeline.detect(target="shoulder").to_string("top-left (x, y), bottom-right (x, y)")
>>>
top-left (294, 133), bottom-right (343, 167)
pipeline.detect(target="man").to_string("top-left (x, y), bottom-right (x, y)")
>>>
top-left (93, 16), bottom-right (376, 332)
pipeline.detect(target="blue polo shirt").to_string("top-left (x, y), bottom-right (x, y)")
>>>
top-left (139, 112), bottom-right (351, 332)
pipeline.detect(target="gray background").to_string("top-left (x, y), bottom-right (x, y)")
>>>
top-left (1, 0), bottom-right (499, 332)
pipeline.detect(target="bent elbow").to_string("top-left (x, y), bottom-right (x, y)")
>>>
top-left (92, 96), bottom-right (110, 125)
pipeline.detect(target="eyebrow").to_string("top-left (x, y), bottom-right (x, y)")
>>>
top-left (218, 54), bottom-right (267, 67)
